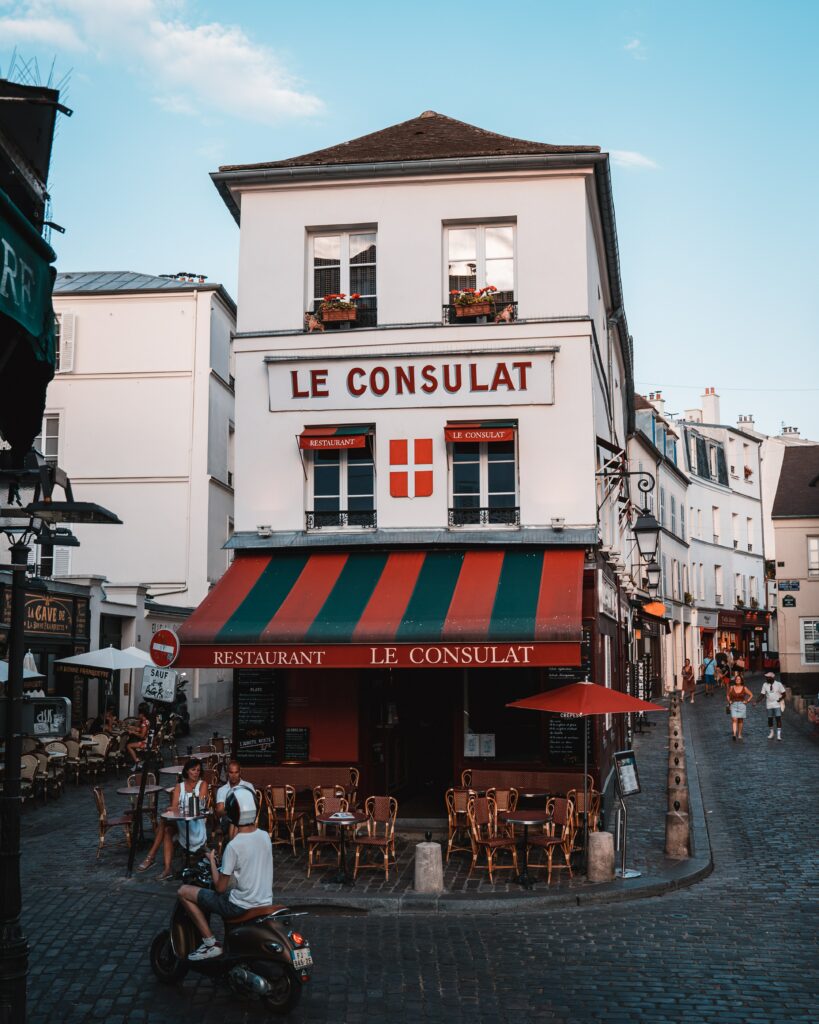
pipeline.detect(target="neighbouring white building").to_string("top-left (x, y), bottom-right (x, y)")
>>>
top-left (630, 393), bottom-right (692, 692)
top-left (677, 388), bottom-right (768, 668)
top-left (175, 111), bottom-right (645, 805)
top-left (28, 271), bottom-right (238, 719)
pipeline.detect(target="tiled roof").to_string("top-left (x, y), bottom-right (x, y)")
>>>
top-left (219, 110), bottom-right (600, 172)
top-left (54, 271), bottom-right (211, 293)
top-left (772, 446), bottom-right (819, 518)
top-left (633, 393), bottom-right (654, 411)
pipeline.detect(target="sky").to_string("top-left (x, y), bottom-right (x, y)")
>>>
top-left (3, 0), bottom-right (818, 439)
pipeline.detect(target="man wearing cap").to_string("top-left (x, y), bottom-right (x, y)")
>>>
top-left (177, 787), bottom-right (273, 960)
top-left (756, 671), bottom-right (786, 741)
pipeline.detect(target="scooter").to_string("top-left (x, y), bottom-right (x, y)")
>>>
top-left (149, 859), bottom-right (312, 1015)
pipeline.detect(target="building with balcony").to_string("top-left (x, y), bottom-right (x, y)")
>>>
top-left (771, 445), bottom-right (819, 692)
top-left (177, 112), bottom-right (640, 809)
top-left (677, 388), bottom-right (768, 668)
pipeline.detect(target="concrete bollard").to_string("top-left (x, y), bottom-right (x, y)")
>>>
top-left (665, 810), bottom-right (690, 858)
top-left (669, 751), bottom-right (686, 773)
top-left (667, 786), bottom-right (690, 815)
top-left (586, 830), bottom-right (615, 882)
top-left (413, 841), bottom-right (444, 894)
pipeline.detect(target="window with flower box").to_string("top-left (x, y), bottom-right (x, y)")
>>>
top-left (445, 223), bottom-right (515, 322)
top-left (309, 230), bottom-right (377, 328)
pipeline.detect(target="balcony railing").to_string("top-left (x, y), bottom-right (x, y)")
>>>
top-left (442, 299), bottom-right (517, 325)
top-left (448, 506), bottom-right (520, 527)
top-left (306, 509), bottom-right (376, 530)
top-left (306, 302), bottom-right (378, 332)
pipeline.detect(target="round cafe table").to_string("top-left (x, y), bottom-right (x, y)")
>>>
top-left (117, 784), bottom-right (163, 797)
top-left (315, 811), bottom-right (368, 886)
top-left (161, 808), bottom-right (211, 874)
top-left (158, 765), bottom-right (185, 778)
top-left (505, 810), bottom-right (551, 890)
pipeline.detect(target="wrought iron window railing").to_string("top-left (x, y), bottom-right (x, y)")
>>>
top-left (442, 298), bottom-right (517, 325)
top-left (448, 506), bottom-right (520, 527)
top-left (306, 509), bottom-right (377, 530)
top-left (306, 301), bottom-right (378, 332)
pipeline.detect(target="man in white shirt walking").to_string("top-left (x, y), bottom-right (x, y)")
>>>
top-left (756, 671), bottom-right (786, 741)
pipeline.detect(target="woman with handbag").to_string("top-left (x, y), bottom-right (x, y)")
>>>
top-left (681, 658), bottom-right (696, 703)
top-left (726, 674), bottom-right (753, 741)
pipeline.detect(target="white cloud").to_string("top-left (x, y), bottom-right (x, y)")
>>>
top-left (610, 150), bottom-right (659, 170)
top-left (624, 37), bottom-right (647, 60)
top-left (0, 1), bottom-right (324, 124)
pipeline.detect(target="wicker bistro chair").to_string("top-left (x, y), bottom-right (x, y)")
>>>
top-left (127, 772), bottom-right (159, 833)
top-left (445, 787), bottom-right (477, 862)
top-left (19, 754), bottom-right (38, 805)
top-left (348, 767), bottom-right (361, 808)
top-left (353, 796), bottom-right (398, 881)
top-left (31, 751), bottom-right (56, 801)
top-left (460, 769), bottom-right (473, 787)
top-left (306, 796), bottom-right (348, 877)
top-left (92, 786), bottom-right (133, 860)
top-left (312, 784), bottom-right (346, 813)
top-left (62, 738), bottom-right (83, 785)
top-left (566, 787), bottom-right (601, 854)
top-left (486, 787), bottom-right (519, 837)
top-left (266, 785), bottom-right (307, 855)
top-left (526, 797), bottom-right (576, 884)
top-left (466, 796), bottom-right (519, 883)
top-left (106, 732), bottom-right (128, 775)
top-left (83, 734), bottom-right (111, 779)
top-left (20, 737), bottom-right (39, 755)
top-left (44, 741), bottom-right (68, 795)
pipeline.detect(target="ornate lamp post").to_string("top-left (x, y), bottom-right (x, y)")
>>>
top-left (0, 450), bottom-right (120, 1023)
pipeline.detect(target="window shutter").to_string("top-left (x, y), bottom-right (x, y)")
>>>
top-left (57, 312), bottom-right (76, 372)
top-left (695, 437), bottom-right (709, 478)
top-left (26, 546), bottom-right (36, 569)
top-left (716, 447), bottom-right (729, 486)
top-left (53, 547), bottom-right (72, 576)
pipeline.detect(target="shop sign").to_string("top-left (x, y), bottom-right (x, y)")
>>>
top-left (182, 642), bottom-right (580, 671)
top-left (782, 595), bottom-right (796, 608)
top-left (22, 594), bottom-right (74, 636)
top-left (598, 573), bottom-right (618, 620)
top-left (778, 580), bottom-right (800, 591)
top-left (141, 666), bottom-right (177, 704)
top-left (75, 599), bottom-right (89, 638)
top-left (0, 696), bottom-right (70, 738)
top-left (268, 351), bottom-right (555, 411)
top-left (719, 610), bottom-right (769, 628)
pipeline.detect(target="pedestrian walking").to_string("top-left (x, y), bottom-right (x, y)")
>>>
top-left (727, 674), bottom-right (753, 741)
top-left (682, 658), bottom-right (696, 703)
top-left (701, 653), bottom-right (716, 696)
top-left (756, 671), bottom-right (786, 741)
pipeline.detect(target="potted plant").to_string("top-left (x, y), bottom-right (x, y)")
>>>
top-left (750, 597), bottom-right (759, 609)
top-left (735, 597), bottom-right (745, 609)
top-left (450, 285), bottom-right (497, 318)
top-left (319, 293), bottom-right (360, 323)
top-left (744, 466), bottom-right (753, 479)
top-left (683, 591), bottom-right (694, 606)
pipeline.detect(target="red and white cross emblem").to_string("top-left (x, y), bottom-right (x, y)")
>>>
top-left (389, 439), bottom-right (433, 498)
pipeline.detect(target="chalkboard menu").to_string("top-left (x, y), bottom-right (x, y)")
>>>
top-left (547, 714), bottom-right (592, 767)
top-left (234, 670), bottom-right (281, 765)
top-left (284, 727), bottom-right (310, 762)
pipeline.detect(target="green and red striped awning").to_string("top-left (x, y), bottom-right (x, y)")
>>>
top-left (298, 425), bottom-right (372, 450)
top-left (177, 549), bottom-right (584, 670)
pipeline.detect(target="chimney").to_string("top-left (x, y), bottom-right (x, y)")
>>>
top-left (647, 390), bottom-right (666, 416)
top-left (781, 425), bottom-right (801, 438)
top-left (737, 413), bottom-right (755, 431)
top-left (701, 386), bottom-right (721, 424)
top-left (684, 408), bottom-right (703, 423)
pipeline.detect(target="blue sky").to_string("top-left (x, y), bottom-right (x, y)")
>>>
top-left (3, 0), bottom-right (818, 439)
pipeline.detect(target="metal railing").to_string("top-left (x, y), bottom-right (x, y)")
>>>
top-left (306, 303), bottom-right (378, 332)
top-left (306, 509), bottom-right (377, 530)
top-left (442, 299), bottom-right (517, 325)
top-left (448, 506), bottom-right (520, 527)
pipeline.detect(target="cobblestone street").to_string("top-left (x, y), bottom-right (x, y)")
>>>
top-left (20, 689), bottom-right (817, 1023)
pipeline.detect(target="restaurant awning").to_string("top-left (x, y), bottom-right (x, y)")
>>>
top-left (177, 548), bottom-right (584, 669)
top-left (445, 421), bottom-right (516, 443)
top-left (298, 425), bottom-right (372, 450)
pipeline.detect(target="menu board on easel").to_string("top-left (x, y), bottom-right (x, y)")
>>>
top-left (234, 670), bottom-right (282, 765)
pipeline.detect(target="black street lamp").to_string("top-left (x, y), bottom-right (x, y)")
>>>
top-left (632, 509), bottom-right (661, 564)
top-left (645, 560), bottom-right (662, 594)
top-left (0, 450), bottom-right (120, 1023)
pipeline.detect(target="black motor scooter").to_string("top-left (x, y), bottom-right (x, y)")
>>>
top-left (149, 859), bottom-right (312, 1015)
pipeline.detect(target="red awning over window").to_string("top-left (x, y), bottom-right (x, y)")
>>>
top-left (445, 421), bottom-right (516, 443)
top-left (298, 425), bottom-right (371, 450)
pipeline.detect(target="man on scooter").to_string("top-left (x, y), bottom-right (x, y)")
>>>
top-left (177, 787), bottom-right (273, 961)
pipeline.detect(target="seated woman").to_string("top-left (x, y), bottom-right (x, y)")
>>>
top-left (138, 758), bottom-right (208, 879)
top-left (125, 706), bottom-right (150, 766)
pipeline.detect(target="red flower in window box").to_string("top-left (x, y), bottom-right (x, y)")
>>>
top-left (318, 292), bottom-right (358, 323)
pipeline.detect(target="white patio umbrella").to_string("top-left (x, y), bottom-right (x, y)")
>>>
top-left (0, 661), bottom-right (46, 682)
top-left (55, 645), bottom-right (153, 671)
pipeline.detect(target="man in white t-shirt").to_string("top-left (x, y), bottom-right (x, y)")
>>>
top-left (215, 760), bottom-right (256, 816)
top-left (756, 671), bottom-right (786, 741)
top-left (178, 788), bottom-right (273, 961)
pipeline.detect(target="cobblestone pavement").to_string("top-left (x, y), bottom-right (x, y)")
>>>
top-left (20, 683), bottom-right (818, 1023)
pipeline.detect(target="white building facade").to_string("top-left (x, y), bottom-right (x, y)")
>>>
top-left (176, 112), bottom-right (643, 800)
top-left (33, 272), bottom-right (237, 719)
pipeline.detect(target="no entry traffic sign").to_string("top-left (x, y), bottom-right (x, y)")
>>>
top-left (150, 629), bottom-right (179, 667)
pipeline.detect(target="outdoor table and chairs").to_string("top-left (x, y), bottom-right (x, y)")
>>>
top-left (505, 808), bottom-right (551, 889)
top-left (467, 795), bottom-right (520, 883)
top-left (160, 807), bottom-right (211, 873)
top-left (352, 796), bottom-right (398, 882)
top-left (445, 786), bottom-right (476, 862)
top-left (307, 796), bottom-right (350, 879)
top-left (119, 781), bottom-right (163, 839)
top-left (522, 797), bottom-right (577, 886)
top-left (316, 807), bottom-right (369, 885)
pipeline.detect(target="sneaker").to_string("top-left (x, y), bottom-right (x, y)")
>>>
top-left (189, 941), bottom-right (222, 961)
top-left (768, 730), bottom-right (774, 739)
top-left (777, 734), bottom-right (782, 741)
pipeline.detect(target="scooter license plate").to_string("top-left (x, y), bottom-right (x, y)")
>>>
top-left (291, 947), bottom-right (313, 969)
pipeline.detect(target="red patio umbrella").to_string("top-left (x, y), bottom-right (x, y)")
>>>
top-left (507, 681), bottom-right (666, 870)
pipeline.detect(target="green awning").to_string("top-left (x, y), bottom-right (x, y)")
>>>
top-left (0, 187), bottom-right (57, 365)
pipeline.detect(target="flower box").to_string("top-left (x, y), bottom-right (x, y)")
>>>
top-left (322, 307), bottom-right (357, 323)
top-left (454, 303), bottom-right (492, 318)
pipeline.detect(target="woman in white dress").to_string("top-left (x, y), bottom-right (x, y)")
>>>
top-left (138, 758), bottom-right (207, 879)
